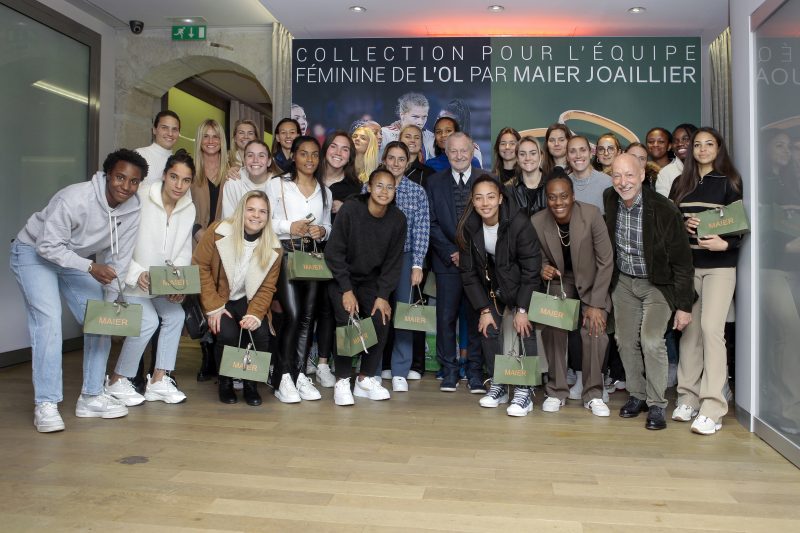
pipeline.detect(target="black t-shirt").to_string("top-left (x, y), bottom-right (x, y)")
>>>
top-left (558, 222), bottom-right (573, 273)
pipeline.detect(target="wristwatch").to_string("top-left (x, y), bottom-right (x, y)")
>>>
top-left (517, 307), bottom-right (527, 314)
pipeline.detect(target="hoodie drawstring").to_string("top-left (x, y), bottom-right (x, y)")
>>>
top-left (108, 211), bottom-right (119, 258)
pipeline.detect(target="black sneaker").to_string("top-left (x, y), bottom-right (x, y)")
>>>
top-left (468, 378), bottom-right (487, 394)
top-left (646, 405), bottom-right (667, 430)
top-left (440, 380), bottom-right (458, 392)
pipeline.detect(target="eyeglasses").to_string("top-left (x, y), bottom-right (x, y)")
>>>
top-left (373, 183), bottom-right (396, 191)
top-left (596, 146), bottom-right (618, 155)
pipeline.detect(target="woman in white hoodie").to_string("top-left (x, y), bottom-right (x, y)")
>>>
top-left (106, 150), bottom-right (196, 406)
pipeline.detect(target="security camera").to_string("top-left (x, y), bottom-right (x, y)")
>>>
top-left (129, 20), bottom-right (144, 34)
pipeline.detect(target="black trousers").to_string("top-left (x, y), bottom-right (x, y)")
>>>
top-left (314, 279), bottom-right (336, 361)
top-left (213, 297), bottom-right (272, 371)
top-left (275, 255), bottom-right (319, 382)
top-left (329, 281), bottom-right (391, 380)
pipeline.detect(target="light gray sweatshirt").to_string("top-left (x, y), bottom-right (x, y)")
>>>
top-left (16, 171), bottom-right (142, 299)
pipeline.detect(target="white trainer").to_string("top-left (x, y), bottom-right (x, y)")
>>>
top-left (479, 382), bottom-right (509, 408)
top-left (568, 371), bottom-right (583, 400)
top-left (380, 369), bottom-right (392, 380)
top-left (506, 387), bottom-right (534, 417)
top-left (296, 373), bottom-right (322, 401)
top-left (407, 370), bottom-right (422, 380)
top-left (691, 415), bottom-right (722, 435)
top-left (334, 378), bottom-right (354, 406)
top-left (104, 375), bottom-right (145, 407)
top-left (144, 374), bottom-right (186, 404)
top-left (274, 373), bottom-right (301, 403)
top-left (34, 402), bottom-right (65, 433)
top-left (75, 393), bottom-right (128, 418)
top-left (672, 404), bottom-right (699, 422)
top-left (542, 396), bottom-right (565, 412)
top-left (354, 376), bottom-right (391, 400)
top-left (585, 398), bottom-right (611, 417)
top-left (315, 363), bottom-right (336, 388)
top-left (566, 368), bottom-right (577, 386)
top-left (392, 376), bottom-right (409, 392)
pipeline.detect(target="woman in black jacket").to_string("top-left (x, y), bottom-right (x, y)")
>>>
top-left (456, 174), bottom-right (542, 416)
top-left (507, 136), bottom-right (548, 216)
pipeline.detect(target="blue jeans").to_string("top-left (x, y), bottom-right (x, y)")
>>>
top-left (115, 295), bottom-right (185, 377)
top-left (9, 240), bottom-right (111, 404)
top-left (391, 252), bottom-right (415, 379)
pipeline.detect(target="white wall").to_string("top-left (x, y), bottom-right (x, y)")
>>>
top-left (730, 0), bottom-right (765, 428)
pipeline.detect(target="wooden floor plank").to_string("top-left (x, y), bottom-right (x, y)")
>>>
top-left (0, 347), bottom-right (798, 531)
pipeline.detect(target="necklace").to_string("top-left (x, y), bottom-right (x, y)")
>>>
top-left (573, 173), bottom-right (593, 192)
top-left (558, 225), bottom-right (570, 247)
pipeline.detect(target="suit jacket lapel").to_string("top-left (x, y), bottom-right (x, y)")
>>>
top-left (570, 203), bottom-right (586, 274)
top-left (542, 214), bottom-right (565, 273)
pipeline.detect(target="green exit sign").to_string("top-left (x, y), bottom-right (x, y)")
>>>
top-left (172, 25), bottom-right (206, 41)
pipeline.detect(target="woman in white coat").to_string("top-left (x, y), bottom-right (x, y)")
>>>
top-left (106, 150), bottom-right (196, 405)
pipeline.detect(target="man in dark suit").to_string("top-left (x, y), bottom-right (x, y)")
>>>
top-left (604, 153), bottom-right (694, 430)
top-left (426, 132), bottom-right (484, 392)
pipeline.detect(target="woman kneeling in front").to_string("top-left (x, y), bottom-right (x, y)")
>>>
top-left (457, 175), bottom-right (542, 416)
top-left (325, 168), bottom-right (407, 405)
top-left (193, 190), bottom-right (282, 405)
top-left (532, 173), bottom-right (614, 416)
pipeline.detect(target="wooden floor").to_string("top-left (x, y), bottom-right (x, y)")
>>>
top-left (1, 339), bottom-right (799, 532)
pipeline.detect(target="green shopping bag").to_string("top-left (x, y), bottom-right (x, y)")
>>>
top-left (336, 316), bottom-right (378, 357)
top-left (493, 336), bottom-right (541, 386)
top-left (394, 286), bottom-right (436, 334)
top-left (285, 239), bottom-right (333, 281)
top-left (83, 279), bottom-right (142, 336)
top-left (149, 261), bottom-right (201, 295)
top-left (422, 272), bottom-right (436, 297)
top-left (528, 279), bottom-right (581, 330)
top-left (219, 330), bottom-right (271, 382)
top-left (695, 200), bottom-right (750, 237)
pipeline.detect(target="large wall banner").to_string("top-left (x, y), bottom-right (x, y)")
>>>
top-left (292, 37), bottom-right (700, 168)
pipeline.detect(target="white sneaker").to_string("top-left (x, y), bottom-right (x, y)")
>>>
top-left (233, 379), bottom-right (243, 390)
top-left (104, 375), bottom-right (145, 407)
top-left (615, 380), bottom-right (626, 391)
top-left (542, 396), bottom-right (565, 412)
top-left (506, 387), bottom-right (534, 417)
top-left (353, 376), bottom-right (391, 400)
top-left (691, 415), bottom-right (722, 435)
top-left (306, 359), bottom-right (316, 375)
top-left (34, 402), bottom-right (65, 433)
top-left (392, 376), bottom-right (408, 392)
top-left (602, 386), bottom-right (610, 403)
top-left (296, 374), bottom-right (322, 401)
top-left (568, 371), bottom-right (583, 400)
top-left (75, 393), bottom-right (128, 418)
top-left (667, 363), bottom-right (678, 388)
top-left (479, 382), bottom-right (509, 408)
top-left (672, 404), bottom-right (699, 422)
top-left (407, 370), bottom-right (422, 380)
top-left (380, 369), bottom-right (392, 380)
top-left (315, 363), bottom-right (336, 388)
top-left (334, 378), bottom-right (354, 406)
top-left (274, 373), bottom-right (301, 403)
top-left (566, 368), bottom-right (577, 386)
top-left (585, 398), bottom-right (611, 417)
top-left (144, 374), bottom-right (186, 404)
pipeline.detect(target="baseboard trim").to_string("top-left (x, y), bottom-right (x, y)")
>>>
top-left (0, 338), bottom-right (83, 368)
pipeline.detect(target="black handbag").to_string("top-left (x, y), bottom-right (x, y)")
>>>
top-left (182, 294), bottom-right (208, 340)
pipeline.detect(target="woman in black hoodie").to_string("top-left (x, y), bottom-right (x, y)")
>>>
top-left (456, 174), bottom-right (542, 417)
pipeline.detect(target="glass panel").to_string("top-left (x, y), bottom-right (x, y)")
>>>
top-left (755, 0), bottom-right (800, 445)
top-left (0, 4), bottom-right (90, 354)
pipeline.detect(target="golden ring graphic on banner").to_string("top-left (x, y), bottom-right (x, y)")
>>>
top-left (519, 109), bottom-right (640, 144)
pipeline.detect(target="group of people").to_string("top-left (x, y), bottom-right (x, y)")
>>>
top-left (12, 109), bottom-right (742, 439)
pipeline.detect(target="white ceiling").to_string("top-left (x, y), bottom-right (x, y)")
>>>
top-left (261, 0), bottom-right (730, 40)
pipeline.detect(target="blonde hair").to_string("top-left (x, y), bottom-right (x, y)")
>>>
top-left (353, 126), bottom-right (379, 183)
top-left (228, 119), bottom-right (261, 167)
top-left (194, 119), bottom-right (229, 186)
top-left (226, 190), bottom-right (276, 268)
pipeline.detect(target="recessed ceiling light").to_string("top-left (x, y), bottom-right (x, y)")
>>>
top-left (628, 7), bottom-right (646, 14)
top-left (349, 6), bottom-right (366, 13)
top-left (488, 5), bottom-right (505, 12)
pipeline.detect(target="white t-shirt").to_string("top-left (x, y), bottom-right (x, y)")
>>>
top-left (483, 222), bottom-right (499, 256)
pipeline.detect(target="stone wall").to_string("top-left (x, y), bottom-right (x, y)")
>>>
top-left (114, 26), bottom-right (273, 149)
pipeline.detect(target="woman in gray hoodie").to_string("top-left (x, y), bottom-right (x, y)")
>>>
top-left (10, 148), bottom-right (145, 433)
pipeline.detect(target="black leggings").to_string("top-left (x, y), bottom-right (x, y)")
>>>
top-left (213, 297), bottom-right (272, 370)
top-left (329, 281), bottom-right (391, 380)
top-left (275, 256), bottom-right (319, 382)
top-left (314, 279), bottom-right (336, 360)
